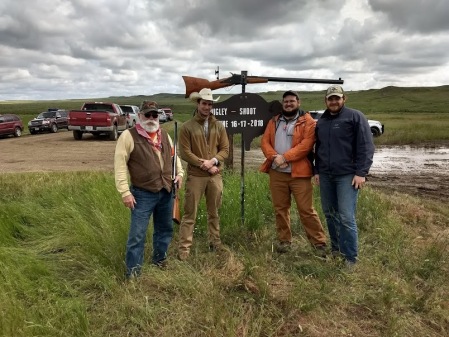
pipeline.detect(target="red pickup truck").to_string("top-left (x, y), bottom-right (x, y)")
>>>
top-left (68, 102), bottom-right (127, 140)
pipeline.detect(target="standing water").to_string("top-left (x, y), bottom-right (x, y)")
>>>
top-left (371, 145), bottom-right (449, 175)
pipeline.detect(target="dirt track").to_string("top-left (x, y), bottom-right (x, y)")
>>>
top-left (1, 131), bottom-right (448, 202)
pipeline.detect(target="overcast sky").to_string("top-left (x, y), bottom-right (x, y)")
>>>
top-left (1, 0), bottom-right (448, 100)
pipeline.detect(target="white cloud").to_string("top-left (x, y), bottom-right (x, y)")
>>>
top-left (0, 0), bottom-right (448, 100)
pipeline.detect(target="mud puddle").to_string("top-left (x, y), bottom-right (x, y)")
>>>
top-left (371, 145), bottom-right (449, 176)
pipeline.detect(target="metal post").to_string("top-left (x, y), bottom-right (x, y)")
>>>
top-left (240, 71), bottom-right (247, 225)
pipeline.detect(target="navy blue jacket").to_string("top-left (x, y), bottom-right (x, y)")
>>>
top-left (315, 106), bottom-right (374, 177)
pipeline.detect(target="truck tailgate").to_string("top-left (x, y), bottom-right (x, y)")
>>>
top-left (68, 111), bottom-right (111, 126)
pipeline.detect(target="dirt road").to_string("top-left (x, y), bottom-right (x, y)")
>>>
top-left (1, 131), bottom-right (448, 202)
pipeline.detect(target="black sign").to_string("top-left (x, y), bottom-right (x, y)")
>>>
top-left (212, 93), bottom-right (282, 150)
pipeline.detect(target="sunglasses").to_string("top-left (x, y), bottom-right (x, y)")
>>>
top-left (143, 111), bottom-right (159, 118)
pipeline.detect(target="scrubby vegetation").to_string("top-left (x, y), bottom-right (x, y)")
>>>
top-left (1, 171), bottom-right (448, 336)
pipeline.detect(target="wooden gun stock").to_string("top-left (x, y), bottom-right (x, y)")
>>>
top-left (182, 75), bottom-right (268, 98)
top-left (172, 187), bottom-right (181, 225)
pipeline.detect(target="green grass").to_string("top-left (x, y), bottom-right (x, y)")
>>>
top-left (1, 171), bottom-right (448, 336)
top-left (369, 113), bottom-right (449, 145)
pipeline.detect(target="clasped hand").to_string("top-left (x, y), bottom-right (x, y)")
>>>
top-left (272, 154), bottom-right (288, 169)
top-left (200, 158), bottom-right (219, 175)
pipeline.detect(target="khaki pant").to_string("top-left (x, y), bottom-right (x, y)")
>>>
top-left (269, 169), bottom-right (326, 246)
top-left (178, 174), bottom-right (223, 253)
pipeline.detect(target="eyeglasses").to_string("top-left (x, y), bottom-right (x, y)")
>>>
top-left (143, 111), bottom-right (159, 118)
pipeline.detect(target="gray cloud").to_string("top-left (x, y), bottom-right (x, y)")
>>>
top-left (0, 0), bottom-right (447, 100)
top-left (368, 0), bottom-right (449, 33)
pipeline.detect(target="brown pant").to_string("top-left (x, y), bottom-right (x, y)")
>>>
top-left (178, 174), bottom-right (223, 253)
top-left (269, 169), bottom-right (326, 246)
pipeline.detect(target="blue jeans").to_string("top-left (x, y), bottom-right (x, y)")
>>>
top-left (125, 186), bottom-right (173, 277)
top-left (319, 173), bottom-right (359, 262)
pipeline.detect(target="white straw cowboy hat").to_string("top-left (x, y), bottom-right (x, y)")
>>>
top-left (189, 88), bottom-right (220, 103)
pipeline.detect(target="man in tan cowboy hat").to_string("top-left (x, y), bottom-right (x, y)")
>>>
top-left (114, 100), bottom-right (184, 278)
top-left (177, 88), bottom-right (229, 261)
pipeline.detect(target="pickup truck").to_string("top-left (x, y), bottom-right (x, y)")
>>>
top-left (309, 110), bottom-right (384, 137)
top-left (68, 102), bottom-right (127, 140)
top-left (119, 105), bottom-right (140, 128)
top-left (160, 107), bottom-right (173, 121)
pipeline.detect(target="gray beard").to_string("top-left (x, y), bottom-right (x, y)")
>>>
top-left (142, 122), bottom-right (159, 133)
top-left (139, 119), bottom-right (159, 133)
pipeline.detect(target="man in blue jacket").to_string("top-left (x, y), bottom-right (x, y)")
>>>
top-left (314, 85), bottom-right (374, 268)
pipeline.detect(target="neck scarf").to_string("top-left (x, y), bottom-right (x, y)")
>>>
top-left (135, 124), bottom-right (162, 151)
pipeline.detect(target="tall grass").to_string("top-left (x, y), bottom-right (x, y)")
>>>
top-left (369, 113), bottom-right (449, 145)
top-left (1, 171), bottom-right (448, 336)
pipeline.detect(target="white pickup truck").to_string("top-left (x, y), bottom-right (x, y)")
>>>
top-left (309, 110), bottom-right (384, 137)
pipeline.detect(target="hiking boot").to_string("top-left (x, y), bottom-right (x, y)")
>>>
top-left (313, 244), bottom-right (327, 258)
top-left (275, 241), bottom-right (292, 254)
top-left (331, 250), bottom-right (341, 259)
top-left (125, 272), bottom-right (139, 282)
top-left (344, 260), bottom-right (357, 272)
top-left (209, 242), bottom-right (225, 252)
top-left (177, 251), bottom-right (189, 261)
top-left (153, 259), bottom-right (168, 269)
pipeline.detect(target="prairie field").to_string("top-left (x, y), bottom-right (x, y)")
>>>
top-left (1, 171), bottom-right (448, 337)
top-left (1, 86), bottom-right (448, 336)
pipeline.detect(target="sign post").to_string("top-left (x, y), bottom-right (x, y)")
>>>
top-left (212, 88), bottom-right (282, 225)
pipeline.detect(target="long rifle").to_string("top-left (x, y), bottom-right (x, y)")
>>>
top-left (182, 73), bottom-right (344, 97)
top-left (172, 121), bottom-right (181, 224)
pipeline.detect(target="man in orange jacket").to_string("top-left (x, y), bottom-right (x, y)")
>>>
top-left (260, 90), bottom-right (327, 255)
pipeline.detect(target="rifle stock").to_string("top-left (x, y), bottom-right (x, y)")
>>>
top-left (183, 73), bottom-right (344, 97)
top-left (172, 121), bottom-right (181, 224)
top-left (172, 192), bottom-right (180, 225)
top-left (183, 75), bottom-right (267, 98)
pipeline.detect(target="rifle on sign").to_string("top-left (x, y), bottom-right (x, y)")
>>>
top-left (172, 121), bottom-right (181, 224)
top-left (182, 73), bottom-right (344, 97)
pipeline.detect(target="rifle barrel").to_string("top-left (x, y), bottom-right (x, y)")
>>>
top-left (261, 76), bottom-right (344, 85)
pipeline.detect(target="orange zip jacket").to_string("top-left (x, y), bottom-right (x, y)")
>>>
top-left (260, 112), bottom-right (316, 178)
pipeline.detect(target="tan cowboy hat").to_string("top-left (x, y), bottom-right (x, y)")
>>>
top-left (189, 88), bottom-right (220, 103)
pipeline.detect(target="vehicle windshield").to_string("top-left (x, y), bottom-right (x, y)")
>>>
top-left (37, 112), bottom-right (55, 119)
top-left (83, 104), bottom-right (114, 112)
top-left (120, 106), bottom-right (133, 113)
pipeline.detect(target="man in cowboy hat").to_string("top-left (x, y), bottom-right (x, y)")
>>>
top-left (114, 100), bottom-right (184, 278)
top-left (177, 88), bottom-right (229, 261)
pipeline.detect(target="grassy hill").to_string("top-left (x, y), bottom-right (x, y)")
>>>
top-left (2, 85), bottom-right (449, 145)
top-left (1, 85), bottom-right (448, 116)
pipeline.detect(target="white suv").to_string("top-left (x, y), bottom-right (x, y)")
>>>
top-left (158, 109), bottom-right (167, 123)
top-left (309, 110), bottom-right (384, 137)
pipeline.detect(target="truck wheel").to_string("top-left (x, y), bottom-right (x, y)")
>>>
top-left (109, 125), bottom-right (118, 141)
top-left (371, 127), bottom-right (381, 137)
top-left (50, 123), bottom-right (58, 133)
top-left (73, 130), bottom-right (83, 140)
top-left (14, 127), bottom-right (22, 137)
